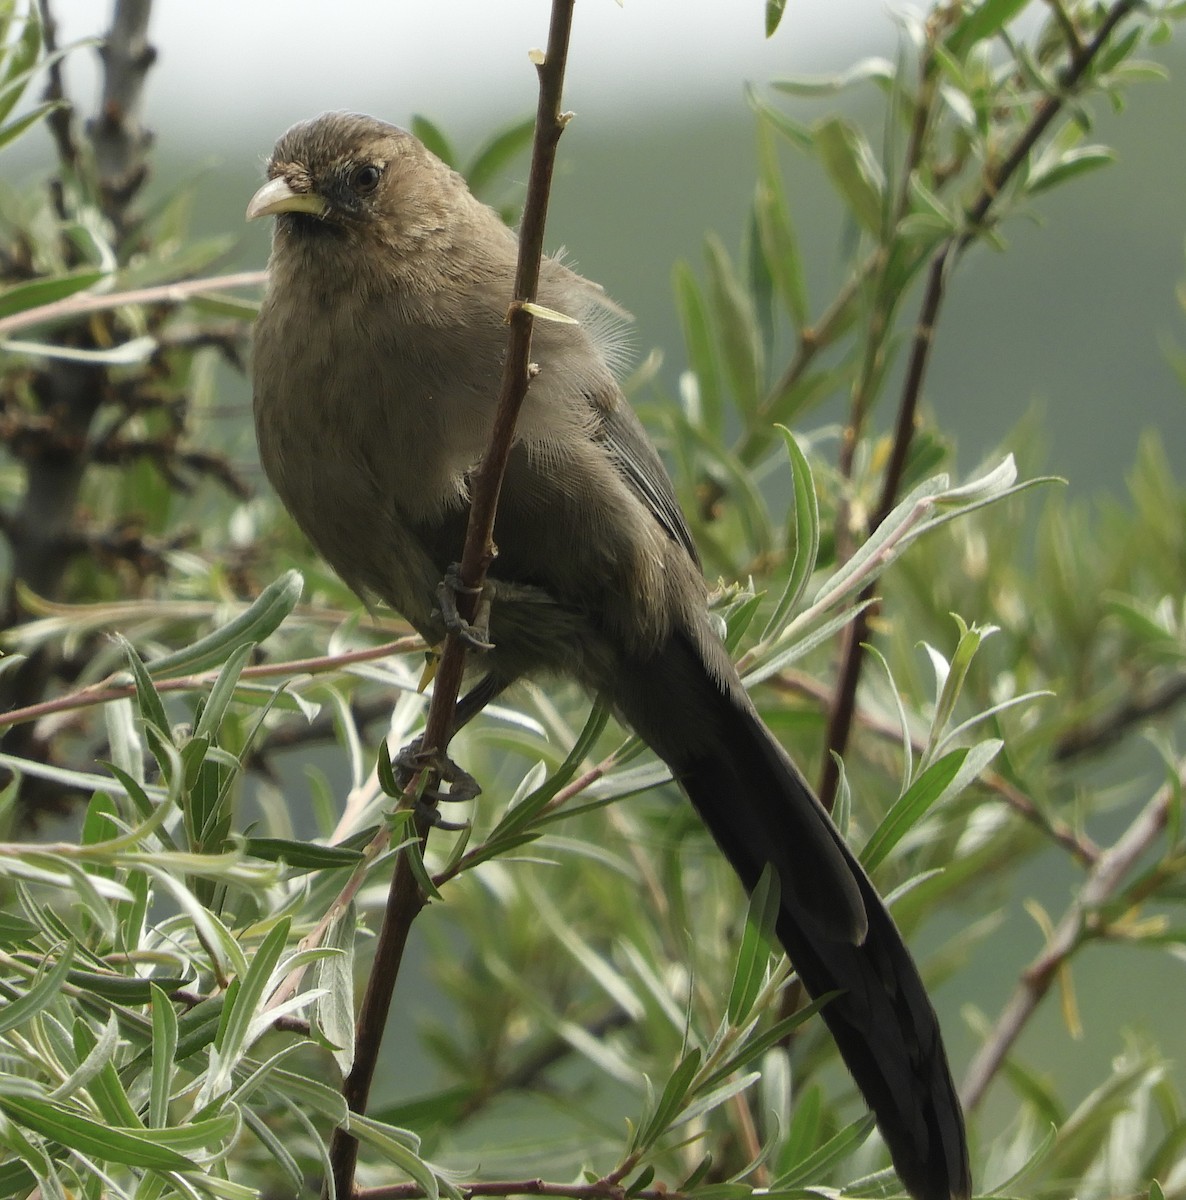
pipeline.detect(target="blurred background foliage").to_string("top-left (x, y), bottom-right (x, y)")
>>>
top-left (1, 1), bottom-right (1185, 1198)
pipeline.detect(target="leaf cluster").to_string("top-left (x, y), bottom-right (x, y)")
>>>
top-left (2, 3), bottom-right (1186, 1200)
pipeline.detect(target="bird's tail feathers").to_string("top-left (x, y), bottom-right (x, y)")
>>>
top-left (611, 631), bottom-right (971, 1200)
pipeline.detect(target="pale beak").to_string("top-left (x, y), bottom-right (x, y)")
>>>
top-left (246, 175), bottom-right (329, 221)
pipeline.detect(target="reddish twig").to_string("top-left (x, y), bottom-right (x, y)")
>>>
top-left (0, 637), bottom-right (420, 732)
top-left (359, 1176), bottom-right (669, 1200)
top-left (326, 6), bottom-right (578, 1196)
top-left (817, 0), bottom-right (1140, 809)
top-left (0, 271), bottom-right (266, 340)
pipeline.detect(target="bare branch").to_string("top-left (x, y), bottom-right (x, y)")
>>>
top-left (0, 636), bottom-right (420, 732)
top-left (0, 271), bottom-right (266, 340)
top-left (326, 6), bottom-right (578, 1196)
top-left (87, 0), bottom-right (155, 237)
top-left (960, 759), bottom-right (1179, 1111)
top-left (817, 0), bottom-right (1142, 809)
top-left (1054, 672), bottom-right (1186, 763)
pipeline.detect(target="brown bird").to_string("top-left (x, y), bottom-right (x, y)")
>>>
top-left (248, 112), bottom-right (971, 1200)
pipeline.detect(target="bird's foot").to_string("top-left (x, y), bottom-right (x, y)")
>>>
top-left (437, 564), bottom-right (495, 652)
top-left (394, 735), bottom-right (480, 831)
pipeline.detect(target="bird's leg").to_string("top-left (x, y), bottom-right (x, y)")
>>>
top-left (436, 565), bottom-right (555, 652)
top-left (437, 564), bottom-right (495, 651)
top-left (394, 736), bottom-right (479, 830)
top-left (394, 674), bottom-right (509, 829)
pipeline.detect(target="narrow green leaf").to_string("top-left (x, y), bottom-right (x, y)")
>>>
top-left (705, 233), bottom-right (764, 414)
top-left (679, 1072), bottom-right (761, 1129)
top-left (347, 1112), bottom-right (440, 1200)
top-left (0, 1162), bottom-right (36, 1197)
top-left (173, 995), bottom-right (227, 1063)
top-left (0, 99), bottom-right (62, 152)
top-left (864, 644), bottom-right (914, 797)
top-left (989, 1120), bottom-right (1057, 1195)
top-left (411, 114), bottom-right (457, 167)
top-left (744, 83), bottom-right (813, 151)
top-left (243, 1106), bottom-right (305, 1193)
top-left (189, 291), bottom-right (259, 320)
top-left (403, 830), bottom-right (444, 901)
top-left (265, 1067), bottom-right (349, 1125)
top-left (745, 598), bottom-right (877, 687)
top-left (0, 943), bottom-right (74, 1035)
top-left (922, 617), bottom-right (997, 765)
top-left (626, 1165), bottom-right (655, 1198)
top-left (149, 985), bottom-right (178, 1128)
top-left (486, 704), bottom-right (610, 843)
top-left (771, 1112), bottom-right (876, 1189)
top-left (0, 269), bottom-right (106, 320)
top-left (813, 116), bottom-right (884, 235)
top-left (244, 837), bottom-right (362, 869)
top-left (1027, 146), bottom-right (1117, 196)
top-left (70, 1016), bottom-right (142, 1127)
top-left (193, 641), bottom-right (256, 741)
top-left (1, 334), bottom-right (155, 364)
top-left (4, 6), bottom-right (43, 88)
top-left (465, 115), bottom-right (535, 196)
top-left (680, 1154), bottom-right (715, 1191)
top-left (636, 1048), bottom-right (702, 1150)
top-left (770, 56), bottom-right (895, 97)
top-left (754, 123), bottom-right (808, 328)
top-left (117, 634), bottom-right (171, 737)
top-left (314, 902), bottom-right (357, 1074)
top-left (947, 0), bottom-right (1030, 58)
top-left (762, 427), bottom-right (820, 639)
top-left (746, 204), bottom-right (777, 365)
top-left (861, 741), bottom-right (1000, 872)
top-left (214, 917), bottom-right (291, 1068)
top-left (765, 0), bottom-right (787, 37)
top-left (376, 739), bottom-right (401, 798)
top-left (146, 569), bottom-right (303, 678)
top-left (777, 1081), bottom-right (823, 1173)
top-left (673, 260), bottom-right (723, 433)
top-left (728, 864), bottom-right (780, 1023)
top-left (721, 590), bottom-right (764, 655)
top-left (0, 1096), bottom-right (195, 1170)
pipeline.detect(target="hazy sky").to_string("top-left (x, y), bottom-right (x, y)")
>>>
top-left (45, 1), bottom-right (909, 144)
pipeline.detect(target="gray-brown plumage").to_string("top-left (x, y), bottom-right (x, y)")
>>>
top-left (248, 112), bottom-right (971, 1200)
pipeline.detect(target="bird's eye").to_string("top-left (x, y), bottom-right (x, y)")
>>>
top-left (350, 163), bottom-right (382, 194)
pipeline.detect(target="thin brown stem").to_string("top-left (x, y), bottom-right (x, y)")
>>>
top-left (35, 0), bottom-right (81, 181)
top-left (325, 6), bottom-right (577, 1196)
top-left (0, 637), bottom-right (420, 732)
top-left (1053, 672), bottom-right (1186, 763)
top-left (770, 669), bottom-right (1101, 867)
top-left (960, 760), bottom-right (1179, 1110)
top-left (818, 244), bottom-right (955, 807)
top-left (816, 0), bottom-right (1139, 809)
top-left (359, 1176), bottom-right (670, 1200)
top-left (0, 271), bottom-right (266, 339)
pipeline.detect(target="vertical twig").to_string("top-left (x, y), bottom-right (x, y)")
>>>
top-left (35, 0), bottom-right (81, 190)
top-left (817, 0), bottom-right (1139, 809)
top-left (1, 0), bottom-right (158, 799)
top-left (87, 0), bottom-right (155, 240)
top-left (326, 5), bottom-right (577, 1196)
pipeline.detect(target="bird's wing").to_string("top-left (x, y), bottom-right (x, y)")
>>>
top-left (593, 396), bottom-right (701, 569)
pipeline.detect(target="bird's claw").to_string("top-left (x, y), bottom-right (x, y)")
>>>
top-left (437, 564), bottom-right (495, 651)
top-left (394, 736), bottom-right (481, 830)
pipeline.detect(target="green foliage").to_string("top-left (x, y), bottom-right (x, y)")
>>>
top-left (1, 2), bottom-right (1186, 1199)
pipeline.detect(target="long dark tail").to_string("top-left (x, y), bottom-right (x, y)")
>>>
top-left (611, 631), bottom-right (971, 1200)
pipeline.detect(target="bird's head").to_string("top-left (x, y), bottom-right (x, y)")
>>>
top-left (247, 112), bottom-right (467, 260)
